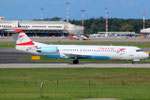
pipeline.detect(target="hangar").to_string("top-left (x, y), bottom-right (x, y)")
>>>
top-left (0, 18), bottom-right (83, 37)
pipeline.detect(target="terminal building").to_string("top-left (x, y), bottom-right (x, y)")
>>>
top-left (140, 28), bottom-right (150, 37)
top-left (90, 32), bottom-right (136, 38)
top-left (141, 28), bottom-right (150, 33)
top-left (0, 17), bottom-right (83, 37)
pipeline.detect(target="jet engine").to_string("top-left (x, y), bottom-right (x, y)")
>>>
top-left (37, 46), bottom-right (57, 53)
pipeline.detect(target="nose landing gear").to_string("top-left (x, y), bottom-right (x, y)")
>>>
top-left (132, 59), bottom-right (140, 64)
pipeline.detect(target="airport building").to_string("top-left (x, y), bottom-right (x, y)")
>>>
top-left (0, 18), bottom-right (83, 37)
top-left (90, 32), bottom-right (136, 38)
top-left (140, 28), bottom-right (150, 33)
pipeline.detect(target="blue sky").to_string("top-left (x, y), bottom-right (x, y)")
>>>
top-left (0, 0), bottom-right (150, 20)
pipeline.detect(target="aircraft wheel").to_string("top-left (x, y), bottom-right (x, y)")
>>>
top-left (132, 61), bottom-right (135, 64)
top-left (73, 59), bottom-right (79, 64)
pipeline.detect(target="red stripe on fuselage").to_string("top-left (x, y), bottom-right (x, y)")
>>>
top-left (17, 41), bottom-right (34, 45)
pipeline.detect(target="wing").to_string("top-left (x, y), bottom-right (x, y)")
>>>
top-left (61, 52), bottom-right (91, 58)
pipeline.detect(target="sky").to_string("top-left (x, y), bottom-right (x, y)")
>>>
top-left (0, 0), bottom-right (150, 20)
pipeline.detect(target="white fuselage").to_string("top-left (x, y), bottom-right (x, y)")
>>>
top-left (16, 42), bottom-right (149, 61)
top-left (9, 29), bottom-right (149, 64)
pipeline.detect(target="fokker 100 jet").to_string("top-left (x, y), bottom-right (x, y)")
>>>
top-left (7, 29), bottom-right (149, 64)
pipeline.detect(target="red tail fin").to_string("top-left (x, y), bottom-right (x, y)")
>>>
top-left (10, 29), bottom-right (34, 46)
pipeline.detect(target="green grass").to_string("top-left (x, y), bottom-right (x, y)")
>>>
top-left (0, 68), bottom-right (150, 100)
top-left (0, 42), bottom-right (16, 48)
top-left (1, 42), bottom-right (150, 48)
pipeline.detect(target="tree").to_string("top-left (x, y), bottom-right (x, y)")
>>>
top-left (33, 17), bottom-right (147, 33)
top-left (121, 23), bottom-right (134, 32)
top-left (44, 17), bottom-right (63, 21)
top-left (33, 17), bottom-right (63, 21)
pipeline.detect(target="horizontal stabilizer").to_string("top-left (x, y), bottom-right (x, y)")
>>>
top-left (4, 29), bottom-right (24, 34)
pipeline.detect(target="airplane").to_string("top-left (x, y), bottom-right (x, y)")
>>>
top-left (68, 34), bottom-right (91, 40)
top-left (7, 29), bottom-right (149, 64)
top-left (80, 34), bottom-right (91, 40)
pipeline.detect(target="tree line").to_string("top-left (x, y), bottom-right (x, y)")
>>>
top-left (33, 17), bottom-right (150, 34)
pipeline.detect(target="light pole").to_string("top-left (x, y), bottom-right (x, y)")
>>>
top-left (81, 9), bottom-right (86, 35)
top-left (41, 8), bottom-right (44, 21)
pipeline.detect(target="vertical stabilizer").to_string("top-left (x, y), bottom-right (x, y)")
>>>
top-left (7, 29), bottom-right (37, 53)
top-left (11, 29), bottom-right (34, 46)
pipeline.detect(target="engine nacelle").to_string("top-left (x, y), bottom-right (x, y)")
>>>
top-left (37, 46), bottom-right (57, 53)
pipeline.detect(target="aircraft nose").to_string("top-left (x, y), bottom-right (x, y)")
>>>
top-left (143, 52), bottom-right (149, 59)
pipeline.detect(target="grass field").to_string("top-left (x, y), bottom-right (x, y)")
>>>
top-left (1, 42), bottom-right (150, 48)
top-left (0, 68), bottom-right (150, 100)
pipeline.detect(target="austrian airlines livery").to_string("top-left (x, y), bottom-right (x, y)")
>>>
top-left (9, 29), bottom-right (149, 64)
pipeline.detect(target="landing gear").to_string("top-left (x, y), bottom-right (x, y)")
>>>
top-left (132, 61), bottom-right (135, 64)
top-left (73, 59), bottom-right (79, 64)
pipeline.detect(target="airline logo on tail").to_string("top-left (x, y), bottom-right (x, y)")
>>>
top-left (17, 35), bottom-right (24, 40)
top-left (10, 29), bottom-right (35, 46)
top-left (17, 41), bottom-right (35, 46)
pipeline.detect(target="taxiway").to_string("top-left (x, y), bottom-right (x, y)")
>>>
top-left (0, 63), bottom-right (150, 68)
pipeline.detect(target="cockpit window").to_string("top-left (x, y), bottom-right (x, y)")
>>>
top-left (136, 49), bottom-right (143, 52)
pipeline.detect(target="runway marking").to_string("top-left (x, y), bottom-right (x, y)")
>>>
top-left (0, 63), bottom-right (150, 68)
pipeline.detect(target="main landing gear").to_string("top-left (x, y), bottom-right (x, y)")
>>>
top-left (73, 59), bottom-right (79, 64)
top-left (132, 61), bottom-right (135, 64)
